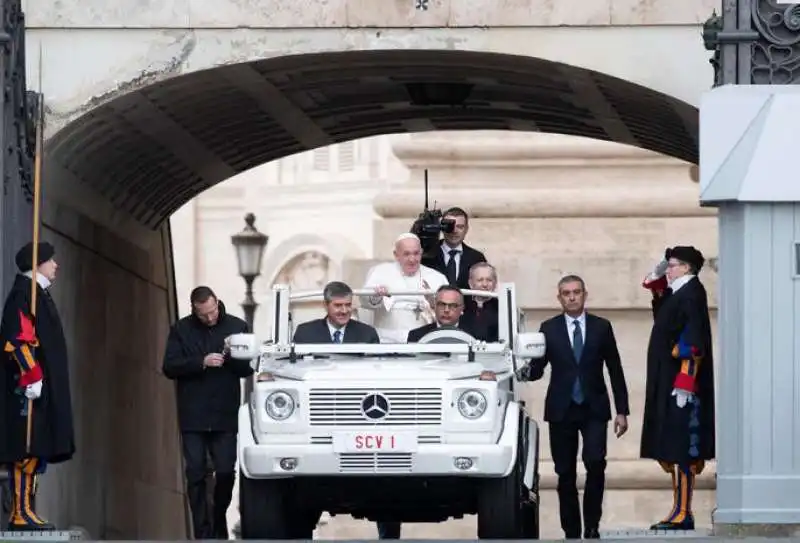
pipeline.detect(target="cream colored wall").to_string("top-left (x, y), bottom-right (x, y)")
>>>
top-left (170, 134), bottom-right (409, 330)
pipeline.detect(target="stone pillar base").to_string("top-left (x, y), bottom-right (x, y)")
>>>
top-left (713, 523), bottom-right (800, 537)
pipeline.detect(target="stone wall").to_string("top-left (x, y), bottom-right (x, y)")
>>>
top-left (34, 181), bottom-right (187, 539)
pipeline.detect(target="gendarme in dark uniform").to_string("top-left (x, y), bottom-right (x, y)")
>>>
top-left (640, 246), bottom-right (715, 531)
top-left (0, 242), bottom-right (75, 531)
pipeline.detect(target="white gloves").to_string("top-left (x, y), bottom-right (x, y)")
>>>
top-left (25, 380), bottom-right (43, 400)
top-left (647, 259), bottom-right (669, 282)
top-left (672, 388), bottom-right (693, 408)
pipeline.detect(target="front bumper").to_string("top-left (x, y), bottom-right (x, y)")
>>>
top-left (238, 404), bottom-right (521, 480)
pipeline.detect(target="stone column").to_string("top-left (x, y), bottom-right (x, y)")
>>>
top-left (701, 86), bottom-right (800, 535)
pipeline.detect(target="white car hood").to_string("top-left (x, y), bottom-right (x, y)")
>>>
top-left (260, 355), bottom-right (508, 381)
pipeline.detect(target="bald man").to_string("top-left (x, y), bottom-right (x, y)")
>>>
top-left (361, 233), bottom-right (448, 344)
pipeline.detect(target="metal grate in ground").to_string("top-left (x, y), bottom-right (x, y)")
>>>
top-left (0, 530), bottom-right (85, 540)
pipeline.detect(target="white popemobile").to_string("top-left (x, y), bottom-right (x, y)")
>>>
top-left (227, 283), bottom-right (546, 540)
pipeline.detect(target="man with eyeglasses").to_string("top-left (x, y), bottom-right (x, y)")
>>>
top-left (641, 246), bottom-right (715, 532)
top-left (406, 285), bottom-right (473, 343)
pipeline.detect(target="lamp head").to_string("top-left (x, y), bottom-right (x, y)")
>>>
top-left (231, 213), bottom-right (269, 278)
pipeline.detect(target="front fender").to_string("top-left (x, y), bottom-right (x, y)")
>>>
top-left (237, 404), bottom-right (257, 479)
top-left (522, 415), bottom-right (540, 491)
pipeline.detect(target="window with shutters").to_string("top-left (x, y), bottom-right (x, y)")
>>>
top-left (313, 148), bottom-right (330, 170)
top-left (339, 141), bottom-right (355, 172)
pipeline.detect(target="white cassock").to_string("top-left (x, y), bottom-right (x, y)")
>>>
top-left (361, 262), bottom-right (449, 343)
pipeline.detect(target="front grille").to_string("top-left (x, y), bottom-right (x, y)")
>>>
top-left (308, 388), bottom-right (443, 426)
top-left (339, 453), bottom-right (413, 473)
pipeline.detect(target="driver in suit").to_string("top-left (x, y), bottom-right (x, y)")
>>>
top-left (407, 285), bottom-right (473, 343)
top-left (292, 281), bottom-right (380, 344)
top-left (292, 280), bottom-right (387, 537)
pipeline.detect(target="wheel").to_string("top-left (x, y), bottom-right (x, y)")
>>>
top-left (520, 476), bottom-right (540, 539)
top-left (477, 417), bottom-right (539, 539)
top-left (286, 508), bottom-right (322, 539)
top-left (239, 472), bottom-right (289, 539)
top-left (477, 456), bottom-right (525, 539)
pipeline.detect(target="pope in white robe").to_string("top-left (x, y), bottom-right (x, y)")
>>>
top-left (361, 233), bottom-right (449, 343)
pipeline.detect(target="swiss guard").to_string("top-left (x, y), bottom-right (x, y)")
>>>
top-left (0, 241), bottom-right (75, 531)
top-left (640, 246), bottom-right (715, 531)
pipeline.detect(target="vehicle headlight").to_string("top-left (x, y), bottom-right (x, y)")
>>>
top-left (265, 391), bottom-right (295, 421)
top-left (457, 389), bottom-right (487, 420)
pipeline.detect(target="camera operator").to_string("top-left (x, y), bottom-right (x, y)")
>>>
top-left (420, 207), bottom-right (486, 290)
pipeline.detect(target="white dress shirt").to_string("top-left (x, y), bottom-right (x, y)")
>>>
top-left (327, 320), bottom-right (346, 342)
top-left (563, 312), bottom-right (586, 348)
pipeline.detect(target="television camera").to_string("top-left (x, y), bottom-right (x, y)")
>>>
top-left (410, 170), bottom-right (455, 258)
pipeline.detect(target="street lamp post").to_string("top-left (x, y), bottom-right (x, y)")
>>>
top-left (231, 212), bottom-right (268, 402)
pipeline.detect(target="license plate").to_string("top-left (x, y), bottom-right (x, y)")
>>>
top-left (333, 431), bottom-right (418, 453)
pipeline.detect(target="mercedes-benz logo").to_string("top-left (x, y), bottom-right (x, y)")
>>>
top-left (361, 393), bottom-right (390, 420)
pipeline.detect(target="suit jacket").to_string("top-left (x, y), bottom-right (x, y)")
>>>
top-left (422, 241), bottom-right (487, 290)
top-left (527, 313), bottom-right (630, 423)
top-left (292, 318), bottom-right (380, 344)
top-left (460, 297), bottom-right (499, 342)
top-left (407, 322), bottom-right (473, 343)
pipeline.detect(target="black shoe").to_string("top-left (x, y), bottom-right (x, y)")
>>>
top-left (584, 528), bottom-right (600, 539)
top-left (7, 521), bottom-right (56, 531)
top-left (649, 518), bottom-right (695, 531)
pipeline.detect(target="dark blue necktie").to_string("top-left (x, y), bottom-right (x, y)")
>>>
top-left (572, 320), bottom-right (584, 404)
top-left (333, 330), bottom-right (342, 344)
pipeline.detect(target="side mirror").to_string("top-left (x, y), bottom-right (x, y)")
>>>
top-left (514, 332), bottom-right (546, 359)
top-left (226, 333), bottom-right (259, 360)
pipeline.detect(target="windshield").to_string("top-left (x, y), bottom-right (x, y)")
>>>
top-left (269, 285), bottom-right (512, 357)
top-left (288, 303), bottom-right (500, 345)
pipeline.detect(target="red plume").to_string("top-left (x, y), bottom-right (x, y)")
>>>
top-left (16, 310), bottom-right (37, 344)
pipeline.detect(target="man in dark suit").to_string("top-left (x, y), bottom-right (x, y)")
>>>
top-left (291, 281), bottom-right (390, 539)
top-left (421, 207), bottom-right (487, 290)
top-left (460, 262), bottom-right (499, 342)
top-left (407, 285), bottom-right (470, 342)
top-left (292, 281), bottom-right (379, 344)
top-left (524, 275), bottom-right (630, 539)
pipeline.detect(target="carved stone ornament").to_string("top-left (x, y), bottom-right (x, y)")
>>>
top-left (751, 0), bottom-right (800, 84)
top-left (275, 251), bottom-right (331, 291)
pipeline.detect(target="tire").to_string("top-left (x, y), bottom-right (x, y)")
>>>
top-left (520, 476), bottom-right (540, 539)
top-left (286, 509), bottom-right (321, 539)
top-left (477, 418), bottom-right (539, 539)
top-left (477, 457), bottom-right (524, 539)
top-left (239, 472), bottom-right (289, 539)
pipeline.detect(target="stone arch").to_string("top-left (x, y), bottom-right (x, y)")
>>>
top-left (26, 47), bottom-right (705, 539)
top-left (42, 49), bottom-right (699, 237)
